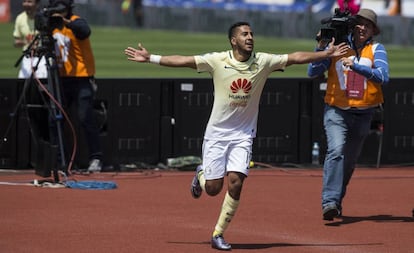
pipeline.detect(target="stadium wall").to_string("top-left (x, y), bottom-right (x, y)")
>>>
top-left (0, 78), bottom-right (413, 170)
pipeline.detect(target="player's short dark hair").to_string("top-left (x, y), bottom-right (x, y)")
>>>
top-left (228, 21), bottom-right (251, 40)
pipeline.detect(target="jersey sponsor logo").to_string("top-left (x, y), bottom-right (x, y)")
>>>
top-left (230, 78), bottom-right (252, 94)
top-left (229, 78), bottom-right (252, 108)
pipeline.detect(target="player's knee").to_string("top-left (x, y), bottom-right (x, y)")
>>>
top-left (205, 180), bottom-right (223, 196)
top-left (228, 172), bottom-right (245, 188)
top-left (227, 172), bottom-right (245, 199)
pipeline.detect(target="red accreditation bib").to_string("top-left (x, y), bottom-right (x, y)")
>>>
top-left (346, 70), bottom-right (365, 99)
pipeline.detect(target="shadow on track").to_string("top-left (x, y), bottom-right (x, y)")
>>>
top-left (325, 214), bottom-right (414, 226)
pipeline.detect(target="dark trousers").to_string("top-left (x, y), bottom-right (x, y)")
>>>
top-left (59, 77), bottom-right (102, 161)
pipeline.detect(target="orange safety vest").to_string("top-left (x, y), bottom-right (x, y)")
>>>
top-left (324, 42), bottom-right (384, 108)
top-left (52, 15), bottom-right (95, 77)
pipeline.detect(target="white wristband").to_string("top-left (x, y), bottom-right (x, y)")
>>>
top-left (149, 54), bottom-right (161, 64)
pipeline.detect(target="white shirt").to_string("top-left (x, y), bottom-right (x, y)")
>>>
top-left (195, 50), bottom-right (288, 140)
top-left (13, 11), bottom-right (48, 79)
top-left (13, 11), bottom-right (36, 51)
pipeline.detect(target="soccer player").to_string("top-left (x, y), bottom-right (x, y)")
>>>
top-left (124, 21), bottom-right (348, 251)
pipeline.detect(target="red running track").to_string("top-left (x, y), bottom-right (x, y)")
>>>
top-left (0, 167), bottom-right (413, 253)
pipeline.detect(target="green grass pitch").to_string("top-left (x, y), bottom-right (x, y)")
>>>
top-left (1, 23), bottom-right (413, 78)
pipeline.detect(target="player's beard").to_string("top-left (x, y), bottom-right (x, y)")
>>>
top-left (241, 47), bottom-right (253, 59)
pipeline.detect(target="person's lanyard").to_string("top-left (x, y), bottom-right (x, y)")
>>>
top-left (351, 37), bottom-right (372, 62)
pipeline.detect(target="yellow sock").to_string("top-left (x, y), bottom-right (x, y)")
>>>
top-left (212, 191), bottom-right (239, 237)
top-left (198, 169), bottom-right (206, 192)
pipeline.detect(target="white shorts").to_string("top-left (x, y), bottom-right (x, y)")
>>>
top-left (18, 56), bottom-right (48, 79)
top-left (202, 138), bottom-right (252, 180)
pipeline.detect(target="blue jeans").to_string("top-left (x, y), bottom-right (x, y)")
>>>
top-left (322, 105), bottom-right (375, 209)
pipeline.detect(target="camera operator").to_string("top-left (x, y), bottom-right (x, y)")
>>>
top-left (13, 0), bottom-right (47, 79)
top-left (307, 9), bottom-right (389, 221)
top-left (48, 0), bottom-right (102, 173)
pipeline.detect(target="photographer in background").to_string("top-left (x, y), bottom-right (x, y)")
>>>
top-left (132, 0), bottom-right (144, 27)
top-left (308, 9), bottom-right (389, 221)
top-left (13, 0), bottom-right (47, 78)
top-left (49, 0), bottom-right (103, 173)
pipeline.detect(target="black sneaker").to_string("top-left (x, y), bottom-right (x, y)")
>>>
top-left (323, 203), bottom-right (341, 221)
top-left (190, 165), bottom-right (202, 199)
top-left (211, 234), bottom-right (231, 251)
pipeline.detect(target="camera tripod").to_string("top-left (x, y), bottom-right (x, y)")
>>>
top-left (3, 33), bottom-right (68, 183)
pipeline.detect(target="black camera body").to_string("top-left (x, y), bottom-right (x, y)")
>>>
top-left (34, 4), bottom-right (66, 34)
top-left (33, 4), bottom-right (67, 54)
top-left (319, 8), bottom-right (356, 45)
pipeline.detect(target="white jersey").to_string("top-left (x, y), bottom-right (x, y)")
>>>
top-left (13, 12), bottom-right (35, 51)
top-left (195, 50), bottom-right (288, 141)
top-left (13, 12), bottom-right (48, 79)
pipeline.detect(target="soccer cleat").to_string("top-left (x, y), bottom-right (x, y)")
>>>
top-left (323, 203), bottom-right (341, 221)
top-left (87, 159), bottom-right (102, 173)
top-left (211, 234), bottom-right (231, 251)
top-left (190, 165), bottom-right (202, 199)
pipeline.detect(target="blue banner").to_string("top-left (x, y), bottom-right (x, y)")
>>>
top-left (143, 0), bottom-right (336, 13)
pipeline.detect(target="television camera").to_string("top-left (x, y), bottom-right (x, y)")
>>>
top-left (33, 3), bottom-right (67, 52)
top-left (318, 8), bottom-right (356, 45)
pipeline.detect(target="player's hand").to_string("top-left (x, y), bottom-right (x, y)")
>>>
top-left (124, 43), bottom-right (150, 63)
top-left (326, 38), bottom-right (349, 57)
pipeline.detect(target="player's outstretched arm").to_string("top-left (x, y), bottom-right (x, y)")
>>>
top-left (286, 38), bottom-right (349, 66)
top-left (124, 43), bottom-right (197, 69)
